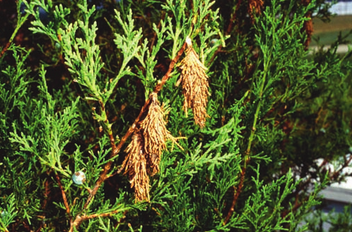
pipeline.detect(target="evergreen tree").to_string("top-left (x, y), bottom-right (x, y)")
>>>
top-left (0, 0), bottom-right (351, 231)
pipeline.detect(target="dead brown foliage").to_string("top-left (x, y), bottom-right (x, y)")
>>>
top-left (177, 38), bottom-right (210, 128)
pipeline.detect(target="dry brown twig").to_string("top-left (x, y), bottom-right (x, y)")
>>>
top-left (223, 165), bottom-right (247, 225)
top-left (55, 173), bottom-right (70, 215)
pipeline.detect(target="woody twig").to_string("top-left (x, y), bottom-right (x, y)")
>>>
top-left (55, 173), bottom-right (70, 215)
top-left (223, 162), bottom-right (248, 225)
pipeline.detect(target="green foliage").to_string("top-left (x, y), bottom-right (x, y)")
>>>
top-left (0, 0), bottom-right (351, 231)
top-left (305, 204), bottom-right (352, 232)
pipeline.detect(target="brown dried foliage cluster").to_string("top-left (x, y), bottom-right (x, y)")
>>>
top-left (121, 131), bottom-right (150, 202)
top-left (121, 93), bottom-right (170, 202)
top-left (122, 38), bottom-right (210, 202)
top-left (140, 93), bottom-right (169, 176)
top-left (248, 0), bottom-right (264, 21)
top-left (177, 39), bottom-right (210, 128)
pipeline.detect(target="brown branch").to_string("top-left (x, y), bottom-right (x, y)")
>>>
top-left (55, 173), bottom-right (70, 215)
top-left (226, 0), bottom-right (242, 35)
top-left (35, 177), bottom-right (51, 232)
top-left (0, 42), bottom-right (11, 60)
top-left (43, 178), bottom-right (50, 209)
top-left (82, 210), bottom-right (126, 220)
top-left (223, 165), bottom-right (246, 225)
top-left (154, 41), bottom-right (187, 93)
top-left (281, 192), bottom-right (309, 219)
top-left (327, 154), bottom-right (352, 181)
top-left (223, 140), bottom-right (252, 225)
top-left (70, 40), bottom-right (188, 231)
top-left (70, 209), bottom-right (128, 229)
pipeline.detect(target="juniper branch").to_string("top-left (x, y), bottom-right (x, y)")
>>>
top-left (69, 39), bottom-right (188, 231)
top-left (224, 42), bottom-right (270, 225)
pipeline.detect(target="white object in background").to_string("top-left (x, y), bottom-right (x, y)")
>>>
top-left (328, 1), bottom-right (352, 15)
